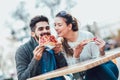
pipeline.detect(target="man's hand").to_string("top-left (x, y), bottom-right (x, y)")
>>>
top-left (53, 43), bottom-right (62, 54)
top-left (33, 46), bottom-right (45, 60)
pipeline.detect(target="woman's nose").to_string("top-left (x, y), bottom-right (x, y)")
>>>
top-left (55, 26), bottom-right (59, 30)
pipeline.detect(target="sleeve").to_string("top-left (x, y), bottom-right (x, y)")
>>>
top-left (15, 46), bottom-right (39, 80)
top-left (72, 57), bottom-right (80, 63)
top-left (54, 52), bottom-right (68, 68)
top-left (90, 42), bottom-right (100, 58)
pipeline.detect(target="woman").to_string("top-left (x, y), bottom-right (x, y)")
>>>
top-left (54, 11), bottom-right (119, 80)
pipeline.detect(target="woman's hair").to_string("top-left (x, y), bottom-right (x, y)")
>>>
top-left (30, 15), bottom-right (49, 32)
top-left (56, 11), bottom-right (79, 56)
top-left (62, 38), bottom-right (74, 56)
top-left (56, 11), bottom-right (78, 31)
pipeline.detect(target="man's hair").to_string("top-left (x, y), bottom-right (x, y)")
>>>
top-left (30, 15), bottom-right (49, 32)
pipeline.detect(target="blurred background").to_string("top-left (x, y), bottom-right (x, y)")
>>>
top-left (0, 0), bottom-right (120, 80)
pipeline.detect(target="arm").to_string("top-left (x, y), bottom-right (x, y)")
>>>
top-left (15, 46), bottom-right (39, 80)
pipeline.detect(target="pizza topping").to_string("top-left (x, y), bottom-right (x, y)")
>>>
top-left (82, 37), bottom-right (97, 44)
top-left (39, 35), bottom-right (57, 47)
top-left (93, 37), bottom-right (97, 41)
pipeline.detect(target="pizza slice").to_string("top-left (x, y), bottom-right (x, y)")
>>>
top-left (83, 37), bottom-right (97, 43)
top-left (39, 35), bottom-right (57, 49)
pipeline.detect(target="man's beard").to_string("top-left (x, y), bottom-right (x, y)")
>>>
top-left (35, 32), bottom-right (51, 41)
top-left (35, 34), bottom-right (39, 41)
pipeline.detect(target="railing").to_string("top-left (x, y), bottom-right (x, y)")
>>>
top-left (27, 50), bottom-right (120, 80)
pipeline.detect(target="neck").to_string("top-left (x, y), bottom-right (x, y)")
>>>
top-left (65, 31), bottom-right (78, 42)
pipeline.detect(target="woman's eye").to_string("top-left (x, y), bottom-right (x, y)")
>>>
top-left (58, 24), bottom-right (62, 26)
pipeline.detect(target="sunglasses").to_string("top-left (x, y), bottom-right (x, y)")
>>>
top-left (59, 11), bottom-right (67, 17)
top-left (38, 26), bottom-right (50, 31)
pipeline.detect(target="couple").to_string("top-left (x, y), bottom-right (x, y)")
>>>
top-left (15, 11), bottom-right (119, 80)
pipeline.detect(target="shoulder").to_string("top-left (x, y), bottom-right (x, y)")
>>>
top-left (15, 40), bottom-right (31, 57)
top-left (15, 43), bottom-right (27, 57)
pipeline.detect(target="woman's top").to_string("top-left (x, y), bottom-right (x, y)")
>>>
top-left (62, 30), bottom-right (100, 80)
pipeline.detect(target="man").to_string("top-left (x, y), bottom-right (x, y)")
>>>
top-left (15, 15), bottom-right (67, 80)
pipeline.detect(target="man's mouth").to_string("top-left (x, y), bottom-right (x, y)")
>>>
top-left (40, 32), bottom-right (51, 36)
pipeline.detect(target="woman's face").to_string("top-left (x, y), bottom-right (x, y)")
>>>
top-left (54, 17), bottom-right (70, 37)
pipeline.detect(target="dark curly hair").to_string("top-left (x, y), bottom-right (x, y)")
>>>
top-left (30, 15), bottom-right (49, 32)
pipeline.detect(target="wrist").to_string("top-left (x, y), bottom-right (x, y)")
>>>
top-left (73, 54), bottom-right (80, 58)
top-left (73, 56), bottom-right (80, 58)
top-left (33, 56), bottom-right (41, 61)
top-left (73, 57), bottom-right (80, 63)
top-left (100, 50), bottom-right (105, 56)
top-left (73, 51), bottom-right (81, 58)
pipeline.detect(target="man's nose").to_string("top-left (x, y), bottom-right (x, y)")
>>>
top-left (42, 28), bottom-right (49, 33)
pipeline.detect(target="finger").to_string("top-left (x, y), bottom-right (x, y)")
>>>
top-left (33, 46), bottom-right (40, 53)
top-left (37, 46), bottom-right (45, 52)
top-left (76, 44), bottom-right (83, 49)
top-left (95, 38), bottom-right (105, 43)
top-left (80, 42), bottom-right (87, 46)
top-left (35, 48), bottom-right (43, 55)
top-left (34, 46), bottom-right (44, 54)
top-left (36, 50), bottom-right (43, 57)
top-left (95, 39), bottom-right (105, 45)
top-left (36, 48), bottom-right (44, 56)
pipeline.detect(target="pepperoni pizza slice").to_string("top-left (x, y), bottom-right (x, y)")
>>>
top-left (82, 37), bottom-right (97, 43)
top-left (39, 35), bottom-right (57, 49)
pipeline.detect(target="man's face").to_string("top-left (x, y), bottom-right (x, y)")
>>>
top-left (33, 21), bottom-right (51, 41)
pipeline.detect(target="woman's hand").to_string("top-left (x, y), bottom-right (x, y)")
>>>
top-left (73, 40), bottom-right (87, 58)
top-left (94, 38), bottom-right (106, 55)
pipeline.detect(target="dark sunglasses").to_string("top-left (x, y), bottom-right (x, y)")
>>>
top-left (38, 26), bottom-right (50, 31)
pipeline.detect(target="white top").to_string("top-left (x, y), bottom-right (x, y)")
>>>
top-left (63, 30), bottom-right (100, 66)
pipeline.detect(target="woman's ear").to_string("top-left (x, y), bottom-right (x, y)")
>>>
top-left (31, 32), bottom-right (35, 37)
top-left (68, 24), bottom-right (72, 30)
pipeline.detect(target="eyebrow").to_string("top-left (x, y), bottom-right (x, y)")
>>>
top-left (38, 26), bottom-right (50, 28)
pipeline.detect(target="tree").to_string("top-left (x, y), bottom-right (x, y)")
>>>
top-left (11, 1), bottom-right (30, 41)
top-left (35, 0), bottom-right (77, 18)
top-left (8, 0), bottom-right (77, 41)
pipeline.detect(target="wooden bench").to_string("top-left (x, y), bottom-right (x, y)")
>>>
top-left (27, 50), bottom-right (120, 80)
